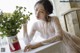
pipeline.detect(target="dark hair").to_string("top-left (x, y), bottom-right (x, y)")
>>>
top-left (35, 0), bottom-right (53, 14)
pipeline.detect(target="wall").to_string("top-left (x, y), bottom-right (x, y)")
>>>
top-left (53, 0), bottom-right (71, 31)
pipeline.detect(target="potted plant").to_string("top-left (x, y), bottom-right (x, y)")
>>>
top-left (0, 6), bottom-right (32, 52)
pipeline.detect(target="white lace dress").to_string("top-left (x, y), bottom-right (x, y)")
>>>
top-left (28, 16), bottom-right (80, 53)
top-left (29, 16), bottom-right (62, 44)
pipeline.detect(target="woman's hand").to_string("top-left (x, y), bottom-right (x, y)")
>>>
top-left (24, 42), bottom-right (43, 52)
top-left (24, 44), bottom-right (33, 52)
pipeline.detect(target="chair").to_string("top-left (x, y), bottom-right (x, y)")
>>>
top-left (62, 8), bottom-right (80, 36)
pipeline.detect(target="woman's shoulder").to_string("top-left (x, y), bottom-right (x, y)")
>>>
top-left (33, 21), bottom-right (38, 26)
top-left (51, 16), bottom-right (59, 21)
top-left (32, 21), bottom-right (39, 30)
top-left (33, 20), bottom-right (40, 27)
top-left (51, 16), bottom-right (58, 18)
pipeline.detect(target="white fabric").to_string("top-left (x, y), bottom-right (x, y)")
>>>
top-left (29, 16), bottom-right (62, 44)
top-left (27, 16), bottom-right (80, 53)
top-left (36, 19), bottom-right (55, 39)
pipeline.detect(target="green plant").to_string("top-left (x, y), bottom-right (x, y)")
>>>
top-left (0, 6), bottom-right (32, 37)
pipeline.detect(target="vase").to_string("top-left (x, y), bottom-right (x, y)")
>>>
top-left (7, 36), bottom-right (21, 52)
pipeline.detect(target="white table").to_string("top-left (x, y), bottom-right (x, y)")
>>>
top-left (11, 41), bottom-right (61, 53)
top-left (0, 37), bottom-right (62, 53)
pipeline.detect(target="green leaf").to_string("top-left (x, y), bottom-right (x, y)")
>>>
top-left (0, 6), bottom-right (32, 37)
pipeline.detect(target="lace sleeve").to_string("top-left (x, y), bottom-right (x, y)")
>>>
top-left (29, 22), bottom-right (37, 42)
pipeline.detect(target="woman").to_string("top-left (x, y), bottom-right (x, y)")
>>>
top-left (24, 0), bottom-right (80, 53)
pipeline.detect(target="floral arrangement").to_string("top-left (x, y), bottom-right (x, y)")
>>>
top-left (0, 6), bottom-right (32, 37)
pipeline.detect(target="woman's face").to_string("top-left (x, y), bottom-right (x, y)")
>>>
top-left (34, 4), bottom-right (48, 20)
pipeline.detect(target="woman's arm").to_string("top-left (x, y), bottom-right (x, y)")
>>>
top-left (23, 22), bottom-right (37, 43)
top-left (28, 22), bottom-right (38, 42)
top-left (24, 22), bottom-right (38, 52)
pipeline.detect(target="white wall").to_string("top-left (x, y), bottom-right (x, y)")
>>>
top-left (53, 0), bottom-right (71, 31)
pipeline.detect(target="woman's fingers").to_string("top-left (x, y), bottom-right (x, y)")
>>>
top-left (24, 45), bottom-right (31, 52)
top-left (24, 46), bottom-right (28, 52)
top-left (27, 48), bottom-right (31, 51)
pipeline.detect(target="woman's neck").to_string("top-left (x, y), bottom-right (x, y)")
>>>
top-left (45, 16), bottom-right (51, 22)
top-left (40, 16), bottom-right (51, 23)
